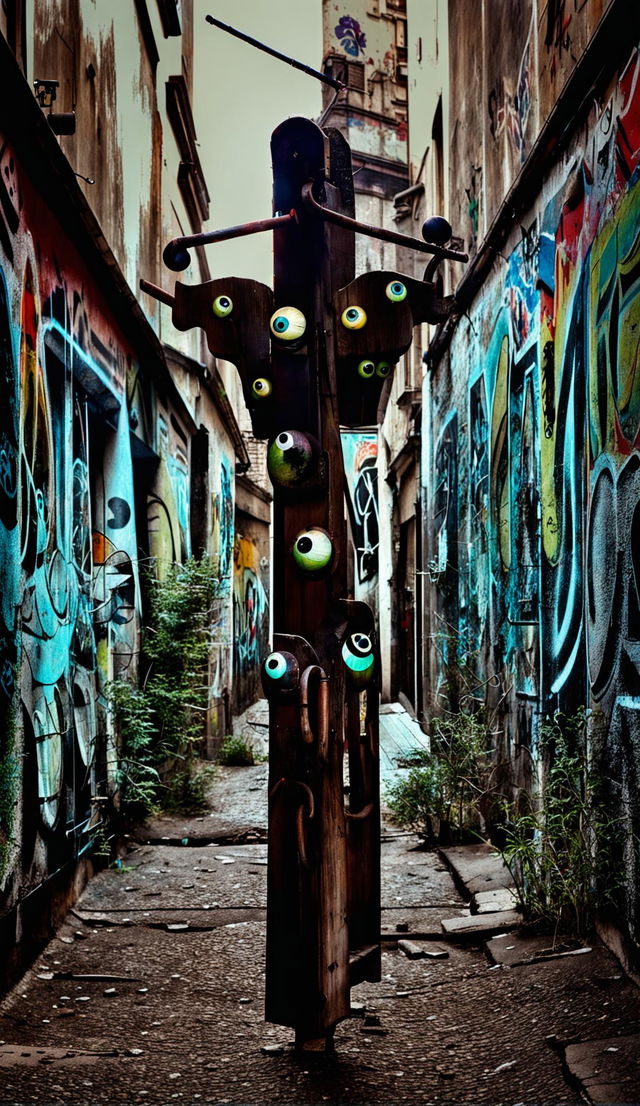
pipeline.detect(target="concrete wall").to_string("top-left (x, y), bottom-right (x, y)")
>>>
top-left (423, 11), bottom-right (640, 963)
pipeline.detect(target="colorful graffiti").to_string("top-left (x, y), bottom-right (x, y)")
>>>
top-left (233, 528), bottom-right (268, 714)
top-left (341, 432), bottom-right (379, 586)
top-left (426, 45), bottom-right (640, 935)
top-left (334, 15), bottom-right (366, 57)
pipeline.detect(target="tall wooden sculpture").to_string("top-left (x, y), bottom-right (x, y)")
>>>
top-left (142, 114), bottom-right (466, 1049)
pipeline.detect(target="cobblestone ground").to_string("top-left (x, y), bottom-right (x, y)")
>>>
top-left (1, 762), bottom-right (639, 1105)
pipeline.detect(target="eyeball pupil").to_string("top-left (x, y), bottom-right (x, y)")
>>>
top-left (347, 309), bottom-right (358, 320)
top-left (220, 297), bottom-right (230, 307)
top-left (278, 433), bottom-right (290, 448)
top-left (267, 658), bottom-right (278, 669)
top-left (275, 318), bottom-right (287, 331)
top-left (297, 537), bottom-right (312, 554)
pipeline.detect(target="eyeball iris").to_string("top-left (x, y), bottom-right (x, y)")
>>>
top-left (341, 306), bottom-right (367, 330)
top-left (358, 359), bottom-right (375, 379)
top-left (292, 528), bottom-right (333, 573)
top-left (342, 633), bottom-right (375, 683)
top-left (267, 430), bottom-right (314, 488)
top-left (376, 361), bottom-right (391, 378)
top-left (385, 281), bottom-right (407, 302)
top-left (213, 294), bottom-right (233, 318)
top-left (261, 650), bottom-right (299, 694)
top-left (252, 378), bottom-right (272, 399)
top-left (270, 306), bottom-right (306, 342)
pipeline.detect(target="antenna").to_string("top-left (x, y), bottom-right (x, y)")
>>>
top-left (205, 14), bottom-right (345, 91)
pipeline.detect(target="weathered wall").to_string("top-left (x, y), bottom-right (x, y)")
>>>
top-left (424, 39), bottom-right (640, 958)
top-left (232, 509), bottom-right (269, 720)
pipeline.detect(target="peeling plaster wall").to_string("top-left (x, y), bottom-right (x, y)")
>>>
top-left (424, 35), bottom-right (640, 961)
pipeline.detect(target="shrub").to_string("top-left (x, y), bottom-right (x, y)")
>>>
top-left (217, 735), bottom-right (255, 767)
top-left (499, 709), bottom-right (625, 937)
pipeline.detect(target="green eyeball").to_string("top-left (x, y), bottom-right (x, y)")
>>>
top-left (385, 280), bottom-right (407, 302)
top-left (261, 650), bottom-right (299, 694)
top-left (341, 305), bottom-right (367, 330)
top-left (252, 377), bottom-right (272, 399)
top-left (342, 632), bottom-right (375, 685)
top-left (267, 430), bottom-right (315, 488)
top-left (212, 294), bottom-right (233, 318)
top-left (357, 359), bottom-right (375, 379)
top-left (292, 528), bottom-right (333, 573)
top-left (376, 361), bottom-right (391, 378)
top-left (270, 306), bottom-right (306, 342)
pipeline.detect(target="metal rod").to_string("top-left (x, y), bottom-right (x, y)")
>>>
top-left (139, 278), bottom-right (175, 308)
top-left (205, 15), bottom-right (345, 91)
top-left (162, 210), bottom-right (298, 271)
top-left (301, 182), bottom-right (469, 263)
top-left (299, 665), bottom-right (329, 747)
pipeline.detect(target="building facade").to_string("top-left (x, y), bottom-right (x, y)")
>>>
top-left (0, 0), bottom-right (268, 989)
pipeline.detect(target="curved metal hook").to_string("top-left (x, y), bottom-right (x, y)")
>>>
top-left (299, 665), bottom-right (330, 759)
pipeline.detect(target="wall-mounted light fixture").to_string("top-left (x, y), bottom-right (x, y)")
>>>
top-left (33, 78), bottom-right (76, 135)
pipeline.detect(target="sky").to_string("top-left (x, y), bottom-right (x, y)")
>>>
top-left (193, 1), bottom-right (323, 285)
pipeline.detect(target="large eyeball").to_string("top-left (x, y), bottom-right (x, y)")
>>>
top-left (341, 306), bottom-right (367, 330)
top-left (385, 280), bottom-right (407, 303)
top-left (292, 528), bottom-right (333, 573)
top-left (342, 632), bottom-right (375, 685)
top-left (267, 430), bottom-right (315, 488)
top-left (270, 306), bottom-right (306, 342)
top-left (357, 359), bottom-right (375, 379)
top-left (213, 294), bottom-right (233, 318)
top-left (376, 361), bottom-right (391, 379)
top-left (252, 378), bottom-right (272, 399)
top-left (261, 650), bottom-right (299, 694)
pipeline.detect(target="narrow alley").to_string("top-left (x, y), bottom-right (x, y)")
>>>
top-left (2, 712), bottom-right (639, 1106)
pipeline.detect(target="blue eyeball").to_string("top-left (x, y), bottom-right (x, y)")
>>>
top-left (385, 281), bottom-right (407, 303)
top-left (261, 650), bottom-right (299, 695)
top-left (342, 632), bottom-right (375, 686)
top-left (270, 306), bottom-right (306, 342)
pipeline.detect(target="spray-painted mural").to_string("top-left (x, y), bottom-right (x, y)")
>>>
top-left (342, 431), bottom-right (379, 589)
top-left (233, 517), bottom-right (269, 716)
top-left (0, 122), bottom-right (238, 941)
top-left (425, 45), bottom-right (640, 942)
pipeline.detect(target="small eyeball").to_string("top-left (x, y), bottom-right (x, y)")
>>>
top-left (341, 305), bottom-right (367, 330)
top-left (261, 650), bottom-right (299, 694)
top-left (212, 294), bottom-right (233, 318)
top-left (267, 430), bottom-right (315, 488)
top-left (342, 632), bottom-right (375, 685)
top-left (385, 280), bottom-right (407, 303)
top-left (270, 306), bottom-right (306, 342)
top-left (376, 361), bottom-right (391, 379)
top-left (292, 528), bottom-right (333, 573)
top-left (357, 359), bottom-right (375, 379)
top-left (252, 378), bottom-right (272, 399)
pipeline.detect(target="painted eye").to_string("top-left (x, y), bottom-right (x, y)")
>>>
top-left (261, 650), bottom-right (299, 693)
top-left (292, 528), bottom-right (333, 573)
top-left (270, 306), bottom-right (306, 342)
top-left (252, 378), bottom-right (272, 399)
top-left (385, 280), bottom-right (407, 302)
top-left (341, 305), bottom-right (367, 330)
top-left (267, 430), bottom-right (315, 488)
top-left (342, 633), bottom-right (375, 684)
top-left (212, 294), bottom-right (233, 318)
top-left (357, 359), bottom-right (375, 379)
top-left (376, 361), bottom-right (391, 378)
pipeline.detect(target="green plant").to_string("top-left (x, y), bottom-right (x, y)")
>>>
top-left (217, 735), bottom-right (255, 767)
top-left (109, 555), bottom-right (223, 816)
top-left (499, 709), bottom-right (625, 938)
top-left (386, 706), bottom-right (502, 843)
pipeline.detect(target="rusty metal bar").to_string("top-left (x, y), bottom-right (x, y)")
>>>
top-left (139, 278), bottom-right (175, 308)
top-left (162, 210), bottom-right (298, 271)
top-left (345, 802), bottom-right (374, 821)
top-left (205, 15), bottom-right (345, 91)
top-left (301, 182), bottom-right (469, 263)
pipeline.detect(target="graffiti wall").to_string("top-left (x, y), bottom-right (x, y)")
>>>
top-left (232, 511), bottom-right (269, 717)
top-left (424, 45), bottom-right (640, 947)
top-left (342, 431), bottom-right (379, 612)
top-left (0, 128), bottom-right (144, 914)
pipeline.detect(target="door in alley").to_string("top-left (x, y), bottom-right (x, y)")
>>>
top-left (398, 516), bottom-right (416, 710)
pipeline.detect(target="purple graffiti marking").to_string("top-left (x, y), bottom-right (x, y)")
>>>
top-left (334, 15), bottom-right (366, 57)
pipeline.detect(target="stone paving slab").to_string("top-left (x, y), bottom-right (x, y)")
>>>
top-left (486, 932), bottom-right (594, 967)
top-left (441, 909), bottom-right (523, 938)
top-left (564, 1034), bottom-right (640, 1104)
top-left (471, 887), bottom-right (519, 914)
top-left (438, 843), bottom-right (515, 898)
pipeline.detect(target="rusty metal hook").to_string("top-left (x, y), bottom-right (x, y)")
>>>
top-left (299, 665), bottom-right (330, 760)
